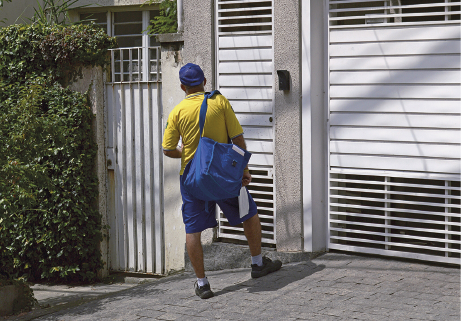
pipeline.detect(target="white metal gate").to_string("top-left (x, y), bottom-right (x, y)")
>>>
top-left (215, 0), bottom-right (276, 245)
top-left (327, 0), bottom-right (461, 264)
top-left (105, 46), bottom-right (164, 273)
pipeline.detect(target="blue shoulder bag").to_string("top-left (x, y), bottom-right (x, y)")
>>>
top-left (181, 90), bottom-right (252, 201)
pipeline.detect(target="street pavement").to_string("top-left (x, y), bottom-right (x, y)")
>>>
top-left (10, 252), bottom-right (461, 321)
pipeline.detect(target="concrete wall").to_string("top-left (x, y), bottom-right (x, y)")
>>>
top-left (70, 67), bottom-right (110, 278)
top-left (182, 0), bottom-right (214, 92)
top-left (157, 34), bottom-right (187, 273)
top-left (273, 0), bottom-right (303, 251)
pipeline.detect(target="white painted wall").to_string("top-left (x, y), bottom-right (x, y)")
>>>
top-left (302, 0), bottom-right (328, 252)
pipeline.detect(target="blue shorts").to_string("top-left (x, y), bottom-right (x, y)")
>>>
top-left (180, 178), bottom-right (258, 234)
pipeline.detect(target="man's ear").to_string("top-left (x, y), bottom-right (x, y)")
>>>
top-left (203, 78), bottom-right (207, 86)
top-left (180, 84), bottom-right (186, 92)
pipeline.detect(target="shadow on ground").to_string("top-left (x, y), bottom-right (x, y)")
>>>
top-left (214, 261), bottom-right (325, 296)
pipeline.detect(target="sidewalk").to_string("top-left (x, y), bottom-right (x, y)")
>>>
top-left (6, 252), bottom-right (460, 321)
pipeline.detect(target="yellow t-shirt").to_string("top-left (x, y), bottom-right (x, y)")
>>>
top-left (162, 92), bottom-right (244, 175)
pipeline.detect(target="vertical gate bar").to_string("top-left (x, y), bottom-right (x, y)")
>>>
top-left (138, 47), bottom-right (142, 82)
top-left (120, 82), bottom-right (128, 271)
top-left (144, 82), bottom-right (154, 273)
top-left (111, 50), bottom-right (115, 83)
top-left (153, 64), bottom-right (164, 273)
top-left (385, 176), bottom-right (389, 250)
top-left (134, 82), bottom-right (140, 271)
top-left (125, 82), bottom-right (137, 271)
top-left (135, 82), bottom-right (145, 272)
top-left (445, 180), bottom-right (449, 257)
top-left (120, 50), bottom-right (124, 83)
top-left (142, 11), bottom-right (150, 82)
top-left (129, 49), bottom-right (133, 82)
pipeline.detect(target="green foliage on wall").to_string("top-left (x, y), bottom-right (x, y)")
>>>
top-left (145, 0), bottom-right (178, 35)
top-left (0, 23), bottom-right (116, 282)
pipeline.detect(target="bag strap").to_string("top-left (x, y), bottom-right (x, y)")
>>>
top-left (199, 90), bottom-right (221, 137)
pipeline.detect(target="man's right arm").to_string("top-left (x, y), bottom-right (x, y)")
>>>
top-left (232, 135), bottom-right (251, 186)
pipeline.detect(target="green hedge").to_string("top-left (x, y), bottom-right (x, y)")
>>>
top-left (0, 23), bottom-right (116, 282)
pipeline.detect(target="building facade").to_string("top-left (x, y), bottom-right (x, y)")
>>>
top-left (1, 0), bottom-right (459, 274)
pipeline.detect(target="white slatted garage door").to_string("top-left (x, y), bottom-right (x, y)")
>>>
top-left (216, 0), bottom-right (276, 245)
top-left (327, 0), bottom-right (461, 264)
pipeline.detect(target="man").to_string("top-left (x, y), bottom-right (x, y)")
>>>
top-left (162, 63), bottom-right (282, 299)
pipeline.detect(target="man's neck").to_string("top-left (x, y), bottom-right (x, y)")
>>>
top-left (185, 86), bottom-right (205, 96)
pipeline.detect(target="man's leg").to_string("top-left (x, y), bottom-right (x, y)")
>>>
top-left (243, 214), bottom-right (262, 256)
top-left (243, 213), bottom-right (282, 278)
top-left (186, 231), bottom-right (214, 299)
top-left (186, 232), bottom-right (205, 278)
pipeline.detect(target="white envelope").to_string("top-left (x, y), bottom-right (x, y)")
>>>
top-left (238, 186), bottom-right (249, 218)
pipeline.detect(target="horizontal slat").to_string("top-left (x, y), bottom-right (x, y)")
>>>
top-left (230, 100), bottom-right (273, 113)
top-left (330, 194), bottom-right (461, 209)
top-left (329, 3), bottom-right (461, 14)
top-left (245, 140), bottom-right (273, 153)
top-left (330, 25), bottom-right (461, 43)
top-left (330, 236), bottom-right (461, 253)
top-left (330, 127), bottom-right (460, 144)
top-left (330, 40), bottom-right (461, 57)
top-left (329, 212), bottom-right (461, 226)
top-left (330, 227), bottom-right (461, 245)
top-left (219, 74), bottom-right (272, 87)
top-left (219, 35), bottom-right (273, 48)
top-left (218, 61), bottom-right (273, 73)
top-left (220, 225), bottom-right (274, 235)
top-left (330, 70), bottom-right (461, 85)
top-left (330, 179), bottom-right (461, 192)
top-left (330, 219), bottom-right (461, 236)
top-left (242, 126), bottom-right (273, 140)
top-left (219, 22), bottom-right (273, 29)
top-left (218, 30), bottom-right (273, 37)
top-left (248, 153), bottom-right (273, 166)
top-left (330, 55), bottom-right (460, 70)
top-left (218, 14), bottom-right (273, 21)
top-left (330, 154), bottom-right (461, 174)
top-left (329, 113), bottom-right (461, 128)
top-left (218, 0), bottom-right (272, 5)
top-left (331, 84), bottom-right (461, 99)
top-left (330, 99), bottom-right (461, 114)
top-left (219, 48), bottom-right (273, 61)
top-left (218, 233), bottom-right (276, 244)
top-left (328, 243), bottom-right (461, 265)
top-left (329, 11), bottom-right (461, 23)
top-left (330, 185), bottom-right (461, 200)
top-left (236, 113), bottom-right (272, 126)
top-left (330, 203), bottom-right (461, 218)
top-left (219, 6), bottom-right (272, 14)
top-left (220, 87), bottom-right (273, 100)
top-left (330, 141), bottom-right (460, 159)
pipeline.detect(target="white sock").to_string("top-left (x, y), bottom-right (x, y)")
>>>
top-left (251, 254), bottom-right (263, 267)
top-left (197, 277), bottom-right (208, 287)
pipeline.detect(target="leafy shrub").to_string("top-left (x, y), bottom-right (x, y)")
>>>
top-left (0, 23), bottom-right (116, 282)
top-left (145, 0), bottom-right (178, 35)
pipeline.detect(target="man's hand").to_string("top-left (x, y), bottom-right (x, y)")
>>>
top-left (242, 170), bottom-right (251, 186)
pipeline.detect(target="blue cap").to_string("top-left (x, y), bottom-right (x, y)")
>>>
top-left (179, 63), bottom-right (205, 86)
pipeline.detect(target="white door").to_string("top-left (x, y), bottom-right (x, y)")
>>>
top-left (215, 0), bottom-right (276, 245)
top-left (90, 9), bottom-right (165, 273)
top-left (105, 46), bottom-right (164, 273)
top-left (327, 0), bottom-right (461, 264)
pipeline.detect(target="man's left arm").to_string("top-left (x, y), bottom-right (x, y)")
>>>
top-left (163, 146), bottom-right (182, 158)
